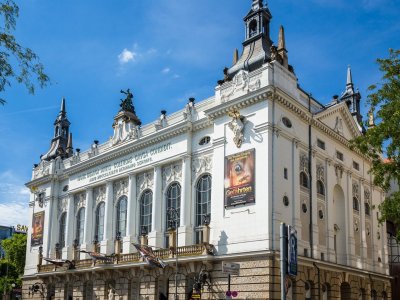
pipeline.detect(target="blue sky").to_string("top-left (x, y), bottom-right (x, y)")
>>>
top-left (0, 0), bottom-right (399, 226)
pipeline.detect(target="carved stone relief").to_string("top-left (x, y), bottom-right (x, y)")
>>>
top-left (137, 172), bottom-right (154, 195)
top-left (113, 178), bottom-right (128, 203)
top-left (364, 187), bottom-right (370, 200)
top-left (334, 164), bottom-right (343, 183)
top-left (316, 164), bottom-right (324, 182)
top-left (221, 70), bottom-right (249, 103)
top-left (228, 109), bottom-right (246, 148)
top-left (352, 182), bottom-right (360, 198)
top-left (33, 161), bottom-right (50, 179)
top-left (192, 155), bottom-right (213, 180)
top-left (74, 192), bottom-right (86, 213)
top-left (300, 153), bottom-right (309, 173)
top-left (58, 196), bottom-right (69, 218)
top-left (163, 163), bottom-right (182, 187)
top-left (93, 185), bottom-right (106, 207)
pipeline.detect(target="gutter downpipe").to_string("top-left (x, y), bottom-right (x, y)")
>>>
top-left (313, 262), bottom-right (321, 300)
top-left (308, 93), bottom-right (314, 260)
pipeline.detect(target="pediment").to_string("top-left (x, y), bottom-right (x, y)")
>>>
top-left (315, 102), bottom-right (362, 140)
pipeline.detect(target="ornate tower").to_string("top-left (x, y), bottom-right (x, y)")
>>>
top-left (41, 98), bottom-right (73, 161)
top-left (226, 0), bottom-right (273, 79)
top-left (340, 66), bottom-right (362, 126)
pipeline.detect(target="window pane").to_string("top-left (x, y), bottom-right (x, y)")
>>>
top-left (59, 213), bottom-right (67, 247)
top-left (76, 208), bottom-right (85, 245)
top-left (195, 175), bottom-right (212, 227)
top-left (166, 183), bottom-right (181, 229)
top-left (117, 197), bottom-right (127, 237)
top-left (140, 190), bottom-right (153, 235)
top-left (96, 202), bottom-right (105, 241)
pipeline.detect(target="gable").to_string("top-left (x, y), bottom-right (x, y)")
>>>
top-left (315, 102), bottom-right (362, 140)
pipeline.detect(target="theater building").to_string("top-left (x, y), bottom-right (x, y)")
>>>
top-left (23, 1), bottom-right (392, 299)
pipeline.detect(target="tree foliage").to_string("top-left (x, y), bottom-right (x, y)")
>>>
top-left (1, 233), bottom-right (27, 275)
top-left (351, 49), bottom-right (400, 240)
top-left (0, 0), bottom-right (49, 105)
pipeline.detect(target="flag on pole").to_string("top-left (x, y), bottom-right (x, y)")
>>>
top-left (132, 243), bottom-right (166, 269)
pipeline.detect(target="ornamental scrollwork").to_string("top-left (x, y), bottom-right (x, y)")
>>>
top-left (352, 182), bottom-right (359, 198)
top-left (113, 178), bottom-right (128, 203)
top-left (74, 192), bottom-right (86, 213)
top-left (364, 187), bottom-right (370, 200)
top-left (163, 163), bottom-right (182, 187)
top-left (192, 155), bottom-right (213, 180)
top-left (137, 172), bottom-right (154, 195)
top-left (33, 161), bottom-right (50, 179)
top-left (93, 185), bottom-right (106, 207)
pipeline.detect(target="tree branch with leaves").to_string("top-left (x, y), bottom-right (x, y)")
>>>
top-left (0, 0), bottom-right (49, 105)
top-left (351, 49), bottom-right (400, 241)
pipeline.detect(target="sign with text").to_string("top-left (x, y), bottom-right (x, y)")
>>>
top-left (224, 149), bottom-right (255, 207)
top-left (31, 211), bottom-right (44, 246)
top-left (222, 262), bottom-right (240, 275)
top-left (288, 225), bottom-right (298, 276)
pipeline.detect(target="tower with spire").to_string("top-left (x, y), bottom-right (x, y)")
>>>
top-left (340, 66), bottom-right (362, 126)
top-left (41, 98), bottom-right (73, 161)
top-left (226, 0), bottom-right (273, 79)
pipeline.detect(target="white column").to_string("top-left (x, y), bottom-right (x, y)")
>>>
top-left (102, 181), bottom-right (114, 254)
top-left (149, 166), bottom-right (163, 248)
top-left (179, 156), bottom-right (192, 246)
top-left (82, 188), bottom-right (93, 252)
top-left (359, 181), bottom-right (367, 267)
top-left (123, 174), bottom-right (137, 253)
top-left (64, 194), bottom-right (75, 259)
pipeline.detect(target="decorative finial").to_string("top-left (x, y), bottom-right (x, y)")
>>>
top-left (346, 65), bottom-right (353, 87)
top-left (233, 48), bottom-right (239, 65)
top-left (60, 97), bottom-right (66, 114)
top-left (66, 133), bottom-right (73, 157)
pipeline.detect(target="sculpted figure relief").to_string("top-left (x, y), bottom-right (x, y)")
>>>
top-left (228, 109), bottom-right (246, 148)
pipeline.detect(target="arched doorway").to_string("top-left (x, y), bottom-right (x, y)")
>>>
top-left (333, 185), bottom-right (346, 265)
top-left (340, 282), bottom-right (351, 300)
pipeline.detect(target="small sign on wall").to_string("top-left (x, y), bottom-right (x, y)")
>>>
top-left (224, 149), bottom-right (255, 207)
top-left (31, 211), bottom-right (44, 246)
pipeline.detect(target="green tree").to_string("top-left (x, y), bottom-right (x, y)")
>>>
top-left (0, 260), bottom-right (19, 295)
top-left (351, 49), bottom-right (400, 240)
top-left (1, 233), bottom-right (27, 275)
top-left (0, 0), bottom-right (49, 105)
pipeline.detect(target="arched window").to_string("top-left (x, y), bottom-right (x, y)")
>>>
top-left (195, 174), bottom-right (212, 244)
top-left (317, 180), bottom-right (325, 196)
top-left (365, 202), bottom-right (371, 216)
top-left (116, 196), bottom-right (127, 237)
top-left (140, 190), bottom-right (152, 235)
top-left (300, 172), bottom-right (309, 189)
top-left (59, 213), bottom-right (67, 248)
top-left (95, 202), bottom-right (105, 241)
top-left (166, 182), bottom-right (181, 229)
top-left (353, 197), bottom-right (359, 211)
top-left (76, 208), bottom-right (85, 245)
top-left (249, 19), bottom-right (258, 38)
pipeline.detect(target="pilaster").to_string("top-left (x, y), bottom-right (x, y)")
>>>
top-left (150, 166), bottom-right (163, 248)
top-left (81, 188), bottom-right (93, 256)
top-left (124, 174), bottom-right (137, 253)
top-left (179, 156), bottom-right (192, 246)
top-left (64, 194), bottom-right (75, 259)
top-left (102, 181), bottom-right (114, 254)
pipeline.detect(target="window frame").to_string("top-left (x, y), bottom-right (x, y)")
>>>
top-left (95, 202), bottom-right (105, 241)
top-left (140, 189), bottom-right (153, 235)
top-left (76, 207), bottom-right (85, 245)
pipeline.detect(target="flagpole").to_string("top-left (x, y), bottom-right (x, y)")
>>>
top-left (168, 207), bottom-right (179, 300)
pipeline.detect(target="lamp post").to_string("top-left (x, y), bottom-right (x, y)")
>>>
top-left (167, 207), bottom-right (179, 300)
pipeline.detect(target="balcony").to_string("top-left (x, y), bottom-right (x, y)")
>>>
top-left (37, 244), bottom-right (214, 273)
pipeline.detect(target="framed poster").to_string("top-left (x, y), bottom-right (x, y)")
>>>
top-left (31, 211), bottom-right (45, 246)
top-left (224, 149), bottom-right (255, 207)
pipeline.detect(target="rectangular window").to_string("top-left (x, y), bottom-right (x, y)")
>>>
top-left (336, 151), bottom-right (344, 161)
top-left (353, 161), bottom-right (360, 170)
top-left (284, 168), bottom-right (288, 179)
top-left (317, 139), bottom-right (325, 150)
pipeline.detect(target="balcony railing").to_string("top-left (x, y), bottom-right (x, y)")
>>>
top-left (37, 243), bottom-right (214, 273)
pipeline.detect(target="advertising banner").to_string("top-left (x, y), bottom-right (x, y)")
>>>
top-left (288, 225), bottom-right (298, 276)
top-left (31, 211), bottom-right (45, 246)
top-left (224, 149), bottom-right (255, 207)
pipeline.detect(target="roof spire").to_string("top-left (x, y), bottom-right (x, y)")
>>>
top-left (346, 65), bottom-right (353, 88)
top-left (66, 132), bottom-right (73, 157)
top-left (233, 48), bottom-right (239, 65)
top-left (277, 25), bottom-right (286, 51)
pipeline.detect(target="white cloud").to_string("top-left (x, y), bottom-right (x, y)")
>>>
top-left (162, 67), bottom-right (170, 74)
top-left (0, 202), bottom-right (29, 227)
top-left (0, 170), bottom-right (30, 227)
top-left (118, 48), bottom-right (137, 64)
top-left (173, 74), bottom-right (180, 79)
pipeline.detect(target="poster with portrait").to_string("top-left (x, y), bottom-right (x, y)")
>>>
top-left (31, 211), bottom-right (45, 246)
top-left (224, 149), bottom-right (255, 207)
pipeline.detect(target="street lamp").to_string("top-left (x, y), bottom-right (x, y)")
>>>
top-left (167, 207), bottom-right (179, 300)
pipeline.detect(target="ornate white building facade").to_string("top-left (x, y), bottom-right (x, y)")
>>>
top-left (23, 1), bottom-right (392, 299)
